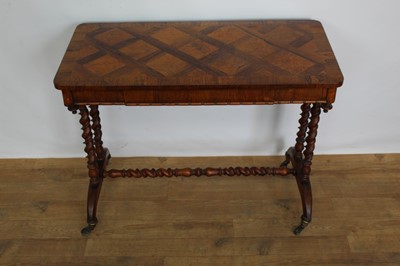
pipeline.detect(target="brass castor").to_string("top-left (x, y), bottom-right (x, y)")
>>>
top-left (293, 219), bottom-right (309, 235)
top-left (81, 219), bottom-right (98, 236)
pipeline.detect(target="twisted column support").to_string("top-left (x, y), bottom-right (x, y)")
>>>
top-left (68, 102), bottom-right (331, 236)
top-left (89, 105), bottom-right (104, 160)
top-left (280, 103), bottom-right (311, 167)
top-left (106, 166), bottom-right (293, 178)
top-left (292, 103), bottom-right (325, 235)
top-left (78, 106), bottom-right (98, 183)
top-left (302, 103), bottom-right (322, 182)
top-left (295, 103), bottom-right (311, 161)
top-left (280, 103), bottom-right (331, 234)
top-left (73, 105), bottom-right (109, 236)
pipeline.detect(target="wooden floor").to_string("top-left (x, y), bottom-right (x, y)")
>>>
top-left (0, 154), bottom-right (400, 265)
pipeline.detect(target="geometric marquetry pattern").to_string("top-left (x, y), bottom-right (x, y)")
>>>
top-left (55, 20), bottom-right (343, 88)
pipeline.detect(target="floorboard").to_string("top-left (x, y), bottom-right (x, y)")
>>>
top-left (0, 154), bottom-right (399, 265)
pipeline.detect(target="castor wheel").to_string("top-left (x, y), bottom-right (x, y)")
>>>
top-left (293, 219), bottom-right (309, 235)
top-left (81, 220), bottom-right (97, 236)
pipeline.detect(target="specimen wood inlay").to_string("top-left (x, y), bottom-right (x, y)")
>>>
top-left (54, 20), bottom-right (343, 106)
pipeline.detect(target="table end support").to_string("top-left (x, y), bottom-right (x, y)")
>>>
top-left (285, 103), bottom-right (329, 235)
top-left (80, 149), bottom-right (110, 237)
top-left (73, 105), bottom-right (110, 236)
top-left (282, 147), bottom-right (312, 235)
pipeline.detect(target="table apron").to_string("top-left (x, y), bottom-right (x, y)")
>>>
top-left (62, 87), bottom-right (337, 106)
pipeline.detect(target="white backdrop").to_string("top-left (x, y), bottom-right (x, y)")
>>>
top-left (0, 0), bottom-right (399, 158)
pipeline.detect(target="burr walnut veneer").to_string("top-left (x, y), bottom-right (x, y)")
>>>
top-left (54, 20), bottom-right (343, 236)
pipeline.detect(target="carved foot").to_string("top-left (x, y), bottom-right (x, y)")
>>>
top-left (293, 218), bottom-right (310, 235)
top-left (81, 219), bottom-right (98, 236)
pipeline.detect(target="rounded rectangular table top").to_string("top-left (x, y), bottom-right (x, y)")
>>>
top-left (54, 20), bottom-right (343, 106)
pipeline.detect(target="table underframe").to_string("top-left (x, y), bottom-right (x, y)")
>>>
top-left (68, 102), bottom-right (332, 236)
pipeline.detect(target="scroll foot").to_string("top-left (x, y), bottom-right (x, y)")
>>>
top-left (293, 219), bottom-right (309, 235)
top-left (81, 219), bottom-right (97, 237)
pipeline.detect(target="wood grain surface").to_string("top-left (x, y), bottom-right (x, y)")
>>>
top-left (1, 154), bottom-right (399, 265)
top-left (54, 20), bottom-right (343, 105)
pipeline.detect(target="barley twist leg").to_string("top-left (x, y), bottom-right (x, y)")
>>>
top-left (77, 105), bottom-right (102, 236)
top-left (293, 103), bottom-right (322, 235)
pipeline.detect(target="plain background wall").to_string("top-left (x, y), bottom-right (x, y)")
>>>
top-left (0, 0), bottom-right (399, 158)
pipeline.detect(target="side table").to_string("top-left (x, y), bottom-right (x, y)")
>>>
top-left (54, 20), bottom-right (343, 236)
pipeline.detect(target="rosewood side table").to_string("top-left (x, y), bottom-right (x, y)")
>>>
top-left (53, 20), bottom-right (343, 236)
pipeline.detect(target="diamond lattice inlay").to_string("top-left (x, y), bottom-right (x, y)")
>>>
top-left (208, 52), bottom-right (250, 75)
top-left (75, 44), bottom-right (99, 60)
top-left (83, 54), bottom-right (126, 76)
top-left (95, 28), bottom-right (134, 46)
top-left (146, 53), bottom-right (189, 76)
top-left (119, 40), bottom-right (159, 60)
top-left (178, 39), bottom-right (218, 59)
top-left (207, 26), bottom-right (247, 44)
top-left (55, 20), bottom-right (344, 88)
top-left (269, 51), bottom-right (315, 74)
top-left (151, 27), bottom-right (192, 45)
top-left (260, 25), bottom-right (303, 45)
top-left (234, 37), bottom-right (277, 59)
